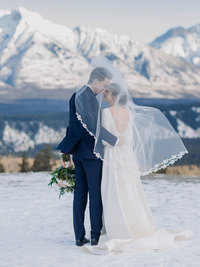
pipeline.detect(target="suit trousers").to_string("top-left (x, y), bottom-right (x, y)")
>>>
top-left (72, 157), bottom-right (103, 241)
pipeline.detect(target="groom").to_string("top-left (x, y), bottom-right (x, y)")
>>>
top-left (57, 67), bottom-right (118, 246)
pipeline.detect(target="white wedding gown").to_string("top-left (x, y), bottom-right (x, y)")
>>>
top-left (84, 108), bottom-right (192, 254)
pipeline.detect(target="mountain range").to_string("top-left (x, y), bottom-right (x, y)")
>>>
top-left (0, 101), bottom-right (199, 166)
top-left (150, 24), bottom-right (200, 67)
top-left (0, 7), bottom-right (200, 99)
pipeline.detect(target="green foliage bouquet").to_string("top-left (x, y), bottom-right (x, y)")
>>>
top-left (48, 154), bottom-right (75, 198)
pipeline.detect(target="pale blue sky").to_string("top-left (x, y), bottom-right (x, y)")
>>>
top-left (1, 0), bottom-right (200, 43)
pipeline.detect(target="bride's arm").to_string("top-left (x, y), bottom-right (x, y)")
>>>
top-left (101, 109), bottom-right (115, 146)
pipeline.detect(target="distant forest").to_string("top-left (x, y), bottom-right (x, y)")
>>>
top-left (0, 100), bottom-right (199, 165)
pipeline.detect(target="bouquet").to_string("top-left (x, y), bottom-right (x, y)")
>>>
top-left (48, 153), bottom-right (75, 198)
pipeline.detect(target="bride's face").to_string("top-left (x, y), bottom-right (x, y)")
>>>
top-left (104, 89), bottom-right (113, 102)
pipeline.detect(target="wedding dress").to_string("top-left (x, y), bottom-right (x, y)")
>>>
top-left (84, 107), bottom-right (193, 255)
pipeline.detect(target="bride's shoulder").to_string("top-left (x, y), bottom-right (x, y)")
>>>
top-left (102, 108), bottom-right (111, 118)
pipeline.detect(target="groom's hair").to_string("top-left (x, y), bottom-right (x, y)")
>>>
top-left (88, 67), bottom-right (112, 84)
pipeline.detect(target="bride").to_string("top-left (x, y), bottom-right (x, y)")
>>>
top-left (102, 83), bottom-right (157, 240)
top-left (84, 57), bottom-right (193, 254)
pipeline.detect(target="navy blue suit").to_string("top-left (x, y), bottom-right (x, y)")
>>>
top-left (57, 86), bottom-right (117, 241)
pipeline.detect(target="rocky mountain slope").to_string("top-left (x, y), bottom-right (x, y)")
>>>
top-left (0, 7), bottom-right (200, 99)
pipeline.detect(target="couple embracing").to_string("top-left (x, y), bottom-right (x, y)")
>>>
top-left (57, 56), bottom-right (192, 254)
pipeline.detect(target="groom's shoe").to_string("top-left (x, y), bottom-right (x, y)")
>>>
top-left (76, 237), bottom-right (90, 246)
top-left (91, 238), bottom-right (99, 246)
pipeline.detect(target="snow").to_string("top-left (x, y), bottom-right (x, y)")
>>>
top-left (176, 119), bottom-right (200, 138)
top-left (34, 124), bottom-right (65, 145)
top-left (169, 110), bottom-right (177, 116)
top-left (0, 172), bottom-right (199, 266)
top-left (2, 122), bottom-right (65, 152)
top-left (150, 24), bottom-right (200, 68)
top-left (16, 7), bottom-right (74, 41)
top-left (3, 122), bottom-right (35, 152)
top-left (0, 9), bottom-right (10, 18)
top-left (2, 112), bottom-right (200, 153)
top-left (191, 107), bottom-right (200, 122)
top-left (191, 107), bottom-right (200, 113)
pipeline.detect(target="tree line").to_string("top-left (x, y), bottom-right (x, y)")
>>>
top-left (0, 144), bottom-right (56, 173)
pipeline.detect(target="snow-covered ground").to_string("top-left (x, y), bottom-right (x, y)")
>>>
top-left (0, 172), bottom-right (199, 267)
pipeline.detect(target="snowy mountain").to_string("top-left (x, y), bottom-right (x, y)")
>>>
top-left (1, 121), bottom-right (66, 153)
top-left (0, 101), bottom-right (199, 155)
top-left (0, 7), bottom-right (200, 99)
top-left (150, 24), bottom-right (200, 67)
top-left (0, 9), bottom-right (10, 17)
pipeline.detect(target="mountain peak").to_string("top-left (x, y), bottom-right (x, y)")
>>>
top-left (188, 23), bottom-right (200, 34)
top-left (150, 26), bottom-right (188, 49)
top-left (167, 26), bottom-right (188, 36)
top-left (150, 22), bottom-right (200, 67)
top-left (16, 6), bottom-right (43, 22)
top-left (7, 6), bottom-right (73, 39)
top-left (0, 9), bottom-right (10, 17)
top-left (0, 7), bottom-right (200, 99)
top-left (11, 6), bottom-right (46, 31)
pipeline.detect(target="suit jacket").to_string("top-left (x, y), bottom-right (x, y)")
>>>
top-left (56, 86), bottom-right (117, 160)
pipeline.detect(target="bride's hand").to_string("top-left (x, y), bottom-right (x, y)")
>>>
top-left (116, 135), bottom-right (124, 146)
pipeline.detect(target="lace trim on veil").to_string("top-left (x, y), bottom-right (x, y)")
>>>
top-left (76, 112), bottom-right (188, 171)
top-left (76, 112), bottom-right (103, 160)
top-left (141, 150), bottom-right (188, 176)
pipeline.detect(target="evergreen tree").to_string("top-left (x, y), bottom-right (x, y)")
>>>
top-left (32, 144), bottom-right (56, 172)
top-left (155, 168), bottom-right (167, 174)
top-left (0, 155), bottom-right (5, 173)
top-left (0, 162), bottom-right (5, 173)
top-left (19, 152), bottom-right (30, 172)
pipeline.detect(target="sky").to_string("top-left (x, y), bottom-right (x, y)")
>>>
top-left (0, 0), bottom-right (200, 43)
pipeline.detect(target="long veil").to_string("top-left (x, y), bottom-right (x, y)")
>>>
top-left (76, 56), bottom-right (188, 175)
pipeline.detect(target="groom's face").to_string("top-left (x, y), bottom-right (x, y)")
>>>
top-left (93, 78), bottom-right (110, 94)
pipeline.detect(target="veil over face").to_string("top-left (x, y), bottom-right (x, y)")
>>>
top-left (75, 56), bottom-right (188, 175)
